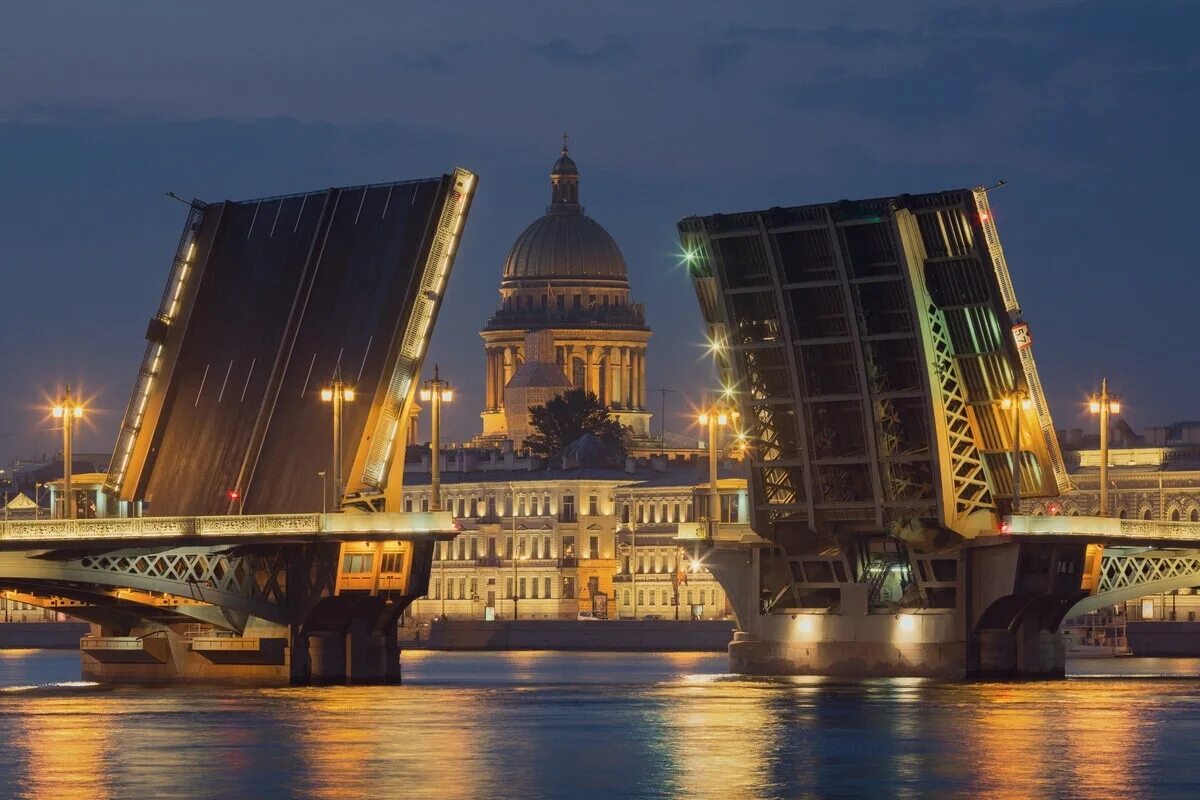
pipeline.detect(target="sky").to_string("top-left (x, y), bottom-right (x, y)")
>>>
top-left (1, 1), bottom-right (1197, 464)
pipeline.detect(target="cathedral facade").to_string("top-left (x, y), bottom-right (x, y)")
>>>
top-left (479, 143), bottom-right (652, 446)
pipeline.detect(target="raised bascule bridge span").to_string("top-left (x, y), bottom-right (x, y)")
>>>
top-left (678, 187), bottom-right (1193, 678)
top-left (0, 168), bottom-right (477, 684)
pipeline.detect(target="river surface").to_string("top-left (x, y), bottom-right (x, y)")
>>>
top-left (2, 650), bottom-right (1200, 799)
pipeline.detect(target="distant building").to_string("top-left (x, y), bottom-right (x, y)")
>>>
top-left (402, 447), bottom-right (743, 622)
top-left (1023, 421), bottom-right (1200, 519)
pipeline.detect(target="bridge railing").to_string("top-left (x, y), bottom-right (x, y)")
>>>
top-left (0, 511), bottom-right (457, 544)
top-left (1006, 515), bottom-right (1200, 544)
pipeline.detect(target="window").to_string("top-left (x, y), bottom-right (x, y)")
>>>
top-left (381, 552), bottom-right (403, 573)
top-left (457, 499), bottom-right (466, 517)
top-left (470, 498), bottom-right (478, 517)
top-left (470, 578), bottom-right (477, 598)
top-left (341, 553), bottom-right (374, 573)
top-left (544, 577), bottom-right (552, 599)
top-left (687, 590), bottom-right (693, 604)
top-left (456, 538), bottom-right (465, 560)
top-left (637, 504), bottom-right (645, 524)
top-left (588, 495), bottom-right (599, 516)
top-left (649, 592), bottom-right (656, 606)
top-left (621, 503), bottom-right (630, 524)
top-left (447, 580), bottom-right (455, 600)
top-left (421, 498), bottom-right (429, 512)
top-left (458, 578), bottom-right (466, 599)
top-left (589, 535), bottom-right (599, 559)
top-left (648, 505), bottom-right (657, 524)
top-left (662, 590), bottom-right (669, 606)
top-left (530, 496), bottom-right (539, 516)
top-left (722, 494), bottom-right (740, 523)
top-left (573, 294), bottom-right (581, 310)
top-left (504, 494), bottom-right (513, 516)
top-left (563, 577), bottom-right (576, 599)
top-left (562, 494), bottom-right (576, 522)
top-left (638, 556), bottom-right (645, 574)
top-left (519, 578), bottom-right (527, 599)
top-left (518, 496), bottom-right (527, 516)
top-left (532, 579), bottom-right (539, 599)
top-left (562, 535), bottom-right (576, 559)
top-left (506, 577), bottom-right (514, 599)
top-left (532, 537), bottom-right (541, 559)
top-left (638, 590), bottom-right (644, 606)
top-left (470, 538), bottom-right (479, 560)
top-left (487, 496), bottom-right (497, 518)
top-left (588, 576), bottom-right (599, 599)
top-left (432, 579), bottom-right (440, 600)
top-left (404, 499), bottom-right (413, 512)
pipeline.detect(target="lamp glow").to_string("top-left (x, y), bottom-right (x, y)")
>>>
top-left (321, 388), bottom-right (334, 402)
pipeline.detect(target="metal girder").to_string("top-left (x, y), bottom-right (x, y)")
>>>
top-left (1068, 549), bottom-right (1200, 616)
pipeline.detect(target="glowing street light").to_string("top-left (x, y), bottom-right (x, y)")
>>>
top-left (697, 399), bottom-right (738, 540)
top-left (419, 364), bottom-right (453, 512)
top-left (1000, 389), bottom-right (1033, 513)
top-left (52, 385), bottom-right (85, 519)
top-left (320, 367), bottom-right (355, 511)
top-left (1088, 378), bottom-right (1121, 517)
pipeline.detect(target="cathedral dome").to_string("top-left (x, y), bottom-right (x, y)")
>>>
top-left (501, 142), bottom-right (627, 283)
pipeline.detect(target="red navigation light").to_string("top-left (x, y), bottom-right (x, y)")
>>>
top-left (227, 489), bottom-right (240, 501)
top-left (1048, 502), bottom-right (1062, 516)
top-left (999, 520), bottom-right (1011, 534)
top-left (979, 211), bottom-right (991, 222)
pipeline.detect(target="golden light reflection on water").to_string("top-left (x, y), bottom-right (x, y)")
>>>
top-left (10, 693), bottom-right (111, 800)
top-left (1, 653), bottom-right (1199, 799)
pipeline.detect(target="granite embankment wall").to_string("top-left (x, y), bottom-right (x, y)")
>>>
top-left (0, 622), bottom-right (91, 649)
top-left (411, 619), bottom-right (735, 651)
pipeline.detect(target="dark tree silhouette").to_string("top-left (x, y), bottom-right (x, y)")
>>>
top-left (524, 389), bottom-right (629, 458)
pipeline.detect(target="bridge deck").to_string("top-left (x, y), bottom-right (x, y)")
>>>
top-left (0, 512), bottom-right (457, 550)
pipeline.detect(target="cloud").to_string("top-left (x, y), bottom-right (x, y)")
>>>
top-left (526, 35), bottom-right (635, 67)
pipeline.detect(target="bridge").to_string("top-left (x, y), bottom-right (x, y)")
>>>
top-left (0, 168), bottom-right (476, 684)
top-left (678, 187), bottom-right (1200, 677)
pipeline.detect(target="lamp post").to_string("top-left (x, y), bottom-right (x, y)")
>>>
top-left (697, 402), bottom-right (737, 540)
top-left (513, 539), bottom-right (527, 620)
top-left (1000, 389), bottom-right (1033, 513)
top-left (52, 385), bottom-right (84, 520)
top-left (320, 368), bottom-right (355, 512)
top-left (317, 471), bottom-right (327, 515)
top-left (1088, 378), bottom-right (1121, 517)
top-left (419, 365), bottom-right (453, 512)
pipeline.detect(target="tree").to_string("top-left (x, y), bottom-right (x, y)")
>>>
top-left (524, 389), bottom-right (629, 459)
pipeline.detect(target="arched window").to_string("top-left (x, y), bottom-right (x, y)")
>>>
top-left (1170, 509), bottom-right (1181, 522)
top-left (1191, 509), bottom-right (1199, 523)
top-left (1143, 509), bottom-right (1153, 521)
top-left (1118, 509), bottom-right (1128, 519)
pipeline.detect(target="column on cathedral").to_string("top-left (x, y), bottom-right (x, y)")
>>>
top-left (638, 348), bottom-right (647, 408)
top-left (503, 345), bottom-right (516, 389)
top-left (586, 345), bottom-right (600, 398)
top-left (611, 347), bottom-right (623, 409)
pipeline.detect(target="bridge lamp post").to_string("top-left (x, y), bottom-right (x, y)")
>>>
top-left (1088, 378), bottom-right (1121, 517)
top-left (51, 385), bottom-right (85, 520)
top-left (320, 371), bottom-right (355, 512)
top-left (1001, 390), bottom-right (1033, 513)
top-left (419, 365), bottom-right (453, 513)
top-left (512, 540), bottom-right (528, 620)
top-left (697, 404), bottom-right (738, 540)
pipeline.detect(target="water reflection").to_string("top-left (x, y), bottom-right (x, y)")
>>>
top-left (0, 652), bottom-right (1198, 799)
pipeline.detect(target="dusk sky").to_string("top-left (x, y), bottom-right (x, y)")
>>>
top-left (2, 1), bottom-right (1197, 464)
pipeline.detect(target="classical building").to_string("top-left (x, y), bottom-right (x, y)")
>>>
top-left (401, 448), bottom-right (742, 622)
top-left (479, 142), bottom-right (652, 445)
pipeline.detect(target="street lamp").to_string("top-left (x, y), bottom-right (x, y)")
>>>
top-left (320, 368), bottom-right (355, 512)
top-left (512, 539), bottom-right (528, 620)
top-left (317, 471), bottom-right (327, 514)
top-left (1000, 389), bottom-right (1033, 513)
top-left (1088, 378), bottom-right (1121, 517)
top-left (51, 385), bottom-right (85, 519)
top-left (697, 401), bottom-right (738, 540)
top-left (419, 365), bottom-right (453, 512)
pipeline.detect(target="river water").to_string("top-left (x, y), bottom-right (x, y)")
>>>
top-left (1, 650), bottom-right (1199, 799)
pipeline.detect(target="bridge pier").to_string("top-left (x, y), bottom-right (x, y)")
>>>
top-left (705, 536), bottom-right (1087, 680)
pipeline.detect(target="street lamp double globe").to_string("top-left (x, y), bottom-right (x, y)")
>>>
top-left (320, 370), bottom-right (355, 512)
top-left (1088, 378), bottom-right (1121, 517)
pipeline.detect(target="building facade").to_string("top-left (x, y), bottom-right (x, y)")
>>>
top-left (401, 451), bottom-right (743, 622)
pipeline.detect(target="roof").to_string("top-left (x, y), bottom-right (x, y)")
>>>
top-left (400, 460), bottom-right (746, 490)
